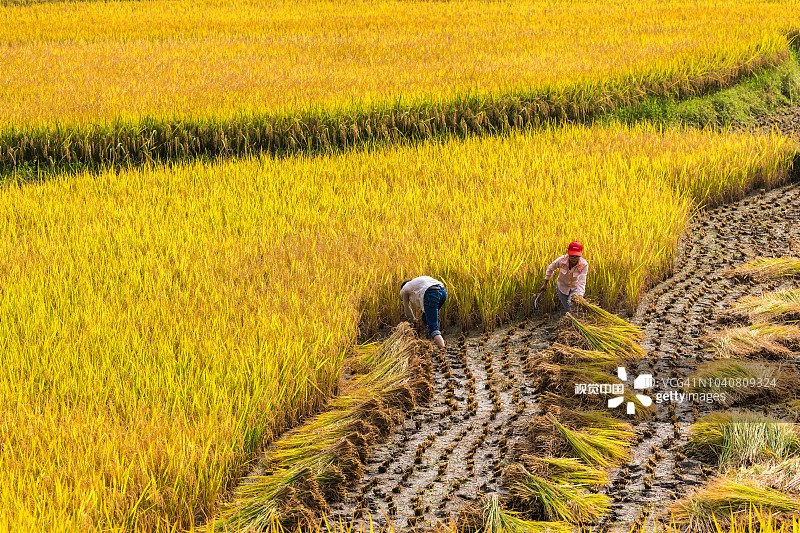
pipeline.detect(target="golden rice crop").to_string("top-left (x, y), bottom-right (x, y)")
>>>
top-left (0, 0), bottom-right (797, 129)
top-left (0, 123), bottom-right (794, 530)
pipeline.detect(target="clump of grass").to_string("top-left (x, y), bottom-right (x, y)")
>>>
top-left (704, 323), bottom-right (800, 359)
top-left (686, 359), bottom-right (800, 407)
top-left (567, 312), bottom-right (645, 361)
top-left (725, 258), bottom-right (800, 281)
top-left (457, 493), bottom-right (573, 533)
top-left (670, 478), bottom-right (800, 531)
top-left (504, 463), bottom-right (611, 523)
top-left (688, 411), bottom-right (800, 468)
top-left (732, 289), bottom-right (800, 324)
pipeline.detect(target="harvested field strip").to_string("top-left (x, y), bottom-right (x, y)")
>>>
top-left (0, 125), bottom-right (794, 529)
top-left (591, 183), bottom-right (800, 527)
top-left (2, 0), bottom-right (799, 172)
top-left (208, 324), bottom-right (431, 532)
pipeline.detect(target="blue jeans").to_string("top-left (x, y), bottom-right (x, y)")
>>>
top-left (423, 285), bottom-right (447, 337)
top-left (557, 287), bottom-right (578, 312)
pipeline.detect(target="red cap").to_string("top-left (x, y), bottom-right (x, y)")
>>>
top-left (567, 241), bottom-right (583, 256)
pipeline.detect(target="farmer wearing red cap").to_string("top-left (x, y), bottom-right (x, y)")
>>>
top-left (537, 242), bottom-right (588, 312)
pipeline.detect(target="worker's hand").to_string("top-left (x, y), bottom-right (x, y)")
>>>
top-left (537, 282), bottom-right (547, 293)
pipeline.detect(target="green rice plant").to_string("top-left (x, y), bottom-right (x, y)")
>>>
top-left (688, 411), bottom-right (800, 468)
top-left (670, 478), bottom-right (800, 531)
top-left (725, 258), bottom-right (800, 281)
top-left (569, 295), bottom-right (643, 340)
top-left (704, 323), bottom-right (800, 359)
top-left (546, 413), bottom-right (632, 468)
top-left (567, 313), bottom-right (645, 361)
top-left (732, 289), bottom-right (800, 324)
top-left (505, 464), bottom-right (611, 523)
top-left (686, 359), bottom-right (800, 407)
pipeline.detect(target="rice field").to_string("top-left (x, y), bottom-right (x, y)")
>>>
top-left (0, 123), bottom-right (794, 530)
top-left (4, 0), bottom-right (800, 530)
top-left (2, 0), bottom-right (800, 172)
top-left (1, 0), bottom-right (797, 127)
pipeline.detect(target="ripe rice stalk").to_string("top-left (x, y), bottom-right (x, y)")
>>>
top-left (725, 258), bottom-right (800, 281)
top-left (686, 359), bottom-right (800, 407)
top-left (457, 493), bottom-right (573, 533)
top-left (669, 478), bottom-right (800, 532)
top-left (504, 464), bottom-right (611, 523)
top-left (566, 313), bottom-right (645, 361)
top-left (732, 289), bottom-right (800, 324)
top-left (516, 456), bottom-right (609, 488)
top-left (735, 458), bottom-right (800, 494)
top-left (703, 323), bottom-right (800, 359)
top-left (547, 343), bottom-right (619, 368)
top-left (688, 411), bottom-right (800, 468)
top-left (546, 413), bottom-right (632, 468)
top-left (569, 295), bottom-right (643, 339)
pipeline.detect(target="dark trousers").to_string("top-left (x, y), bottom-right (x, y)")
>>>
top-left (423, 285), bottom-right (447, 337)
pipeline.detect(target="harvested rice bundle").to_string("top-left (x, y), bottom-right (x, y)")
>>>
top-left (547, 413), bottom-right (632, 467)
top-left (686, 359), bottom-right (800, 407)
top-left (725, 257), bottom-right (800, 281)
top-left (504, 464), bottom-right (611, 523)
top-left (688, 411), bottom-right (800, 468)
top-left (567, 313), bottom-right (645, 361)
top-left (704, 323), bottom-right (800, 359)
top-left (669, 477), bottom-right (800, 531)
top-left (535, 389), bottom-right (654, 423)
top-left (547, 343), bottom-right (619, 368)
top-left (736, 457), bottom-right (800, 494)
top-left (569, 295), bottom-right (643, 340)
top-left (732, 289), bottom-right (800, 324)
top-left (457, 493), bottom-right (573, 533)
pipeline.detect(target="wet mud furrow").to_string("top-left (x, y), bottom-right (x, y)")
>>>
top-left (604, 184), bottom-right (800, 527)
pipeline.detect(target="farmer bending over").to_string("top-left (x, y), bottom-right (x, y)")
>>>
top-left (537, 241), bottom-right (588, 312)
top-left (400, 276), bottom-right (448, 348)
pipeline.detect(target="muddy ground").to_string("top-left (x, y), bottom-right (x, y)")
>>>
top-left (322, 107), bottom-right (800, 530)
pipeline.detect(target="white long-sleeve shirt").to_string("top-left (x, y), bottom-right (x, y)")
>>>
top-left (545, 255), bottom-right (589, 296)
top-left (400, 276), bottom-right (444, 321)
